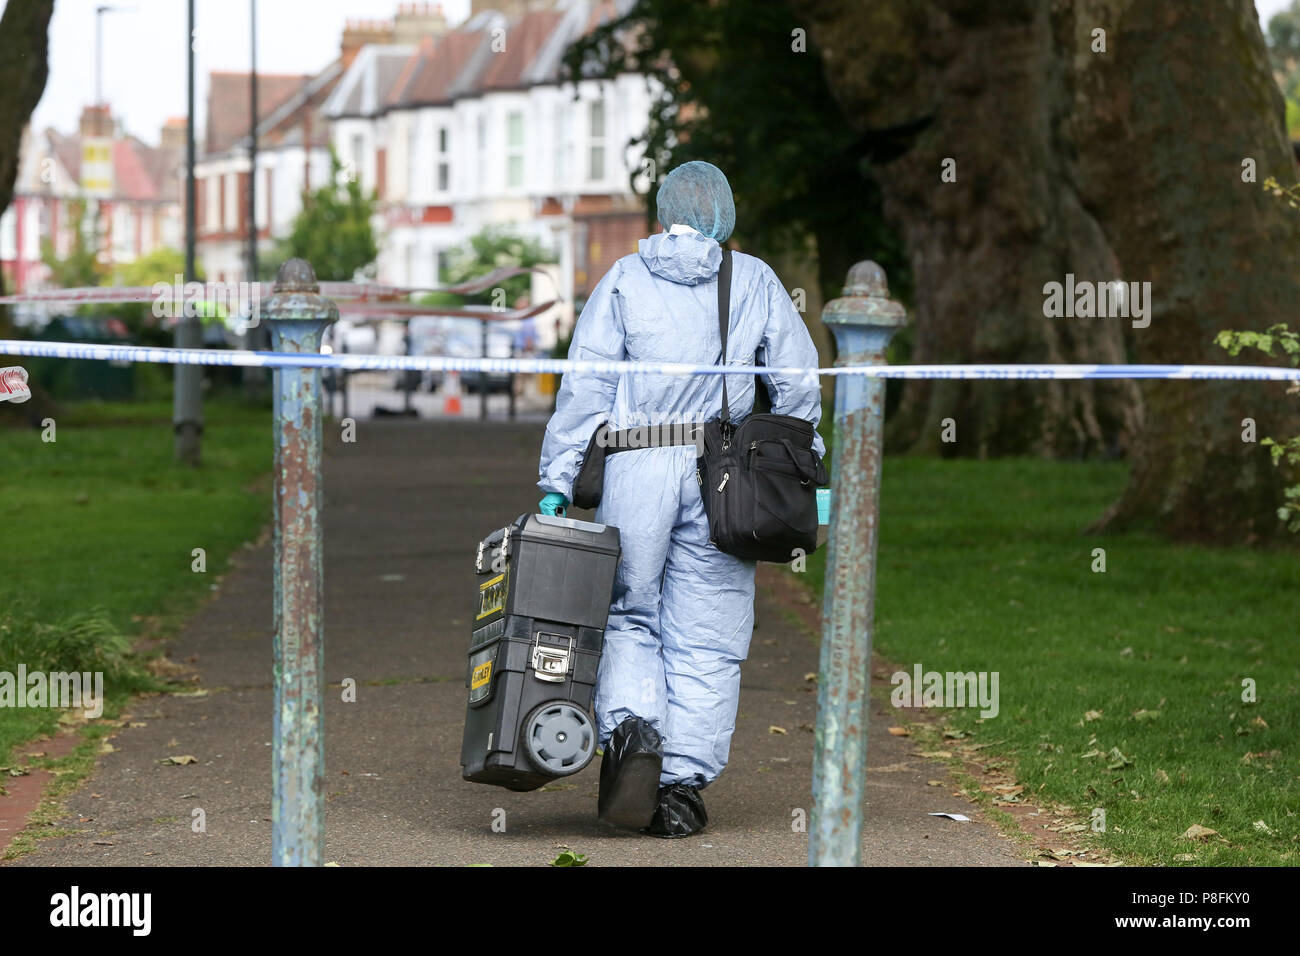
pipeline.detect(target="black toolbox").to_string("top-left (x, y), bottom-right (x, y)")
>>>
top-left (460, 513), bottom-right (621, 791)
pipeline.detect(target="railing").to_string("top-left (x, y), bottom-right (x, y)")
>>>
top-left (3, 257), bottom-right (1296, 867)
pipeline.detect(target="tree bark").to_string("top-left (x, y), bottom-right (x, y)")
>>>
top-left (0, 0), bottom-right (56, 425)
top-left (791, 0), bottom-right (1300, 541)
top-left (1067, 0), bottom-right (1300, 542)
top-left (789, 0), bottom-right (1141, 461)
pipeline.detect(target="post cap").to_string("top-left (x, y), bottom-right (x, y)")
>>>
top-left (823, 259), bottom-right (907, 328)
top-left (274, 258), bottom-right (319, 294)
top-left (258, 258), bottom-right (339, 325)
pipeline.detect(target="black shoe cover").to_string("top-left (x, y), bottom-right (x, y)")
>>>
top-left (597, 717), bottom-right (663, 830)
top-left (644, 784), bottom-right (707, 838)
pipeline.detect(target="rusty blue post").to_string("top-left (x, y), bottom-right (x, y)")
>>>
top-left (810, 261), bottom-right (906, 867)
top-left (261, 258), bottom-right (337, 867)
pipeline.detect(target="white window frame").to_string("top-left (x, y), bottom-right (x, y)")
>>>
top-left (407, 122), bottom-right (420, 200)
top-left (588, 99), bottom-right (606, 183)
top-left (506, 111), bottom-right (524, 190)
top-left (436, 125), bottom-right (450, 194)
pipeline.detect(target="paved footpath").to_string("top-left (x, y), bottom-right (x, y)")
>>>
top-left (7, 420), bottom-right (1025, 867)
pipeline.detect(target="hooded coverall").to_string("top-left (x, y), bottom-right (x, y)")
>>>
top-left (537, 225), bottom-right (824, 788)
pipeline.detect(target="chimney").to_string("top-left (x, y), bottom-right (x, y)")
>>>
top-left (79, 104), bottom-right (114, 139)
top-left (159, 116), bottom-right (187, 150)
top-left (341, 17), bottom-right (395, 69)
top-left (393, 3), bottom-right (450, 45)
top-left (470, 0), bottom-right (547, 18)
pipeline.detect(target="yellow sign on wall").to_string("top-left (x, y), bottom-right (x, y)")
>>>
top-left (80, 138), bottom-right (113, 197)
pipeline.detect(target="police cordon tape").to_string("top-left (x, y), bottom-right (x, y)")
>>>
top-left (0, 267), bottom-right (557, 306)
top-left (2, 338), bottom-right (1299, 382)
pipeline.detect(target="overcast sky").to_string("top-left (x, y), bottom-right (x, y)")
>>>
top-left (3, 0), bottom-right (1295, 147)
top-left (7, 0), bottom-right (471, 146)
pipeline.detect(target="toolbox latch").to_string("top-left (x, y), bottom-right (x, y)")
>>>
top-left (475, 527), bottom-right (511, 574)
top-left (530, 632), bottom-right (573, 683)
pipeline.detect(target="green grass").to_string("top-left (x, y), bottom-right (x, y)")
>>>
top-left (804, 457), bottom-right (1299, 866)
top-left (0, 398), bottom-right (272, 764)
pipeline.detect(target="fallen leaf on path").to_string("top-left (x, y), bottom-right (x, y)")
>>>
top-left (550, 850), bottom-right (588, 867)
top-left (161, 755), bottom-right (198, 766)
top-left (887, 727), bottom-right (910, 736)
top-left (768, 725), bottom-right (788, 735)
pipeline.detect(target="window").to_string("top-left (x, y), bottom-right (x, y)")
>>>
top-left (407, 123), bottom-right (419, 198)
top-left (204, 174), bottom-right (218, 232)
top-left (436, 126), bottom-right (450, 193)
top-left (224, 171), bottom-right (237, 230)
top-left (437, 250), bottom-right (451, 283)
top-left (588, 100), bottom-right (605, 182)
top-left (351, 133), bottom-right (364, 183)
top-left (506, 111), bottom-right (524, 189)
top-left (553, 102), bottom-right (565, 186)
top-left (475, 114), bottom-right (487, 193)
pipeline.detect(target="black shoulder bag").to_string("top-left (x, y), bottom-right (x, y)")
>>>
top-left (698, 248), bottom-right (828, 562)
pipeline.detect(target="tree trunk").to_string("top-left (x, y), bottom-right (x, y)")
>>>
top-left (0, 0), bottom-right (56, 426)
top-left (789, 0), bottom-right (1141, 461)
top-left (791, 0), bottom-right (1300, 541)
top-left (1067, 0), bottom-right (1300, 542)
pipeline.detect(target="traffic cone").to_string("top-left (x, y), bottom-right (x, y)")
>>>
top-left (443, 370), bottom-right (463, 415)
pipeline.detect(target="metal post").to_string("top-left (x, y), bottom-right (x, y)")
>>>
top-left (508, 340), bottom-right (516, 422)
top-left (403, 321), bottom-right (414, 415)
top-left (174, 0), bottom-right (203, 465)
top-left (809, 261), bottom-right (906, 867)
top-left (479, 317), bottom-right (488, 421)
top-left (261, 258), bottom-right (337, 867)
top-left (340, 337), bottom-right (350, 421)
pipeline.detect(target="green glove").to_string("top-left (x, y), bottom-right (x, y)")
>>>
top-left (539, 493), bottom-right (569, 517)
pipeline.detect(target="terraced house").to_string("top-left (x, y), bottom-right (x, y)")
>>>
top-left (324, 0), bottom-right (656, 344)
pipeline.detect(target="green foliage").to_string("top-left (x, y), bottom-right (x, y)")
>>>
top-left (280, 150), bottom-right (378, 281)
top-left (562, 0), bottom-right (909, 302)
top-left (0, 609), bottom-right (134, 681)
top-left (549, 849), bottom-right (588, 867)
top-left (40, 199), bottom-right (102, 289)
top-left (1267, 4), bottom-right (1300, 137)
top-left (442, 227), bottom-right (556, 307)
top-left (1215, 321), bottom-right (1300, 532)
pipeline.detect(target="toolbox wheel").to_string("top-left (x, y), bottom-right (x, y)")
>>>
top-left (523, 702), bottom-right (596, 776)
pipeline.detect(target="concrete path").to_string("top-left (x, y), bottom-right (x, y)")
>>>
top-left (6, 420), bottom-right (1026, 867)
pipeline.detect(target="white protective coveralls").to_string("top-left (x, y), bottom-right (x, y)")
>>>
top-left (538, 223), bottom-right (824, 788)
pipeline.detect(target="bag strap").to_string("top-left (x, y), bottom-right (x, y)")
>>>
top-left (718, 247), bottom-right (733, 428)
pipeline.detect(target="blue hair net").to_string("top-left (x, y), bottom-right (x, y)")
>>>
top-left (656, 161), bottom-right (735, 242)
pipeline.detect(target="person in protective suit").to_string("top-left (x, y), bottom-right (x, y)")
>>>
top-left (537, 161), bottom-right (824, 837)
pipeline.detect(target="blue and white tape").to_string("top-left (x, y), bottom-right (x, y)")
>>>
top-left (2, 339), bottom-right (1300, 382)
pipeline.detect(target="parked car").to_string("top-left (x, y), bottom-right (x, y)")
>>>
top-left (405, 312), bottom-right (532, 394)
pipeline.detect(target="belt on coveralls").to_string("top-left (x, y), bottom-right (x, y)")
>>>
top-left (603, 422), bottom-right (707, 455)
